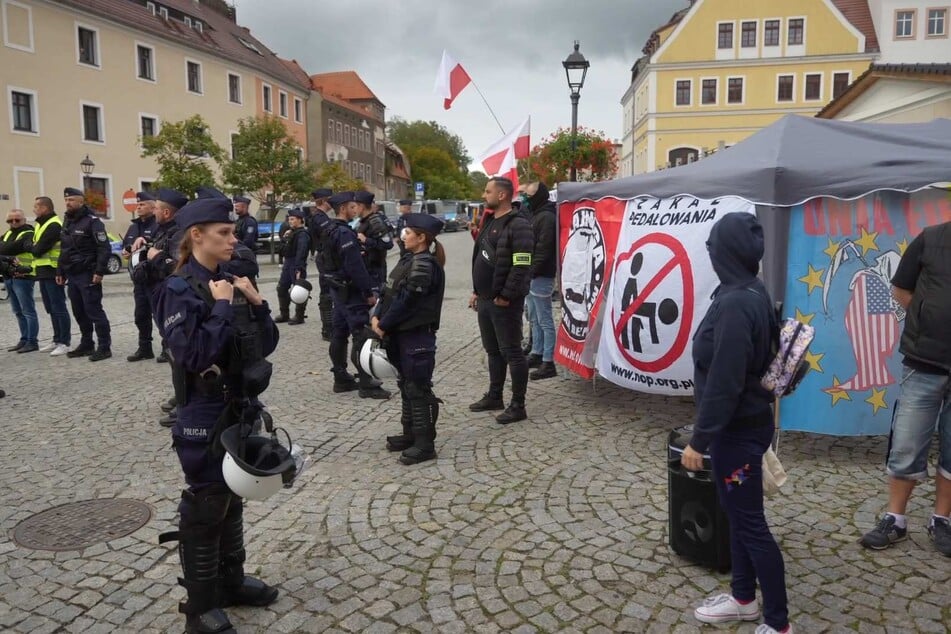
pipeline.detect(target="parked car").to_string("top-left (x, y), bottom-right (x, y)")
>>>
top-left (415, 200), bottom-right (465, 232)
top-left (255, 205), bottom-right (294, 254)
top-left (106, 232), bottom-right (128, 275)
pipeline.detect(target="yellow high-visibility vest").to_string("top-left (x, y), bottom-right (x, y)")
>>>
top-left (31, 215), bottom-right (62, 270)
top-left (1, 227), bottom-right (34, 269)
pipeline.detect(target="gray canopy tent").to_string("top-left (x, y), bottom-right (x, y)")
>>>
top-left (558, 115), bottom-right (951, 302)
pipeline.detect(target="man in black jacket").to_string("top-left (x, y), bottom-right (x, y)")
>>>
top-left (275, 208), bottom-right (311, 325)
top-left (469, 177), bottom-right (535, 424)
top-left (524, 182), bottom-right (558, 380)
top-left (121, 192), bottom-right (158, 361)
top-left (57, 187), bottom-right (112, 361)
top-left (0, 209), bottom-right (38, 352)
top-left (30, 197), bottom-right (70, 356)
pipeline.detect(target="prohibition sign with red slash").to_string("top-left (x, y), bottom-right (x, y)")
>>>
top-left (612, 232), bottom-right (694, 373)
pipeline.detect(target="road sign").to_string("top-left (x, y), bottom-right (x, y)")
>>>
top-left (414, 181), bottom-right (424, 201)
top-left (122, 189), bottom-right (137, 212)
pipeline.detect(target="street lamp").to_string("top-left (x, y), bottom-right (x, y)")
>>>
top-left (562, 41), bottom-right (589, 182)
top-left (80, 154), bottom-right (95, 189)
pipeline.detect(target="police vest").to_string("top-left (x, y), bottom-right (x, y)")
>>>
top-left (2, 228), bottom-right (34, 269)
top-left (32, 215), bottom-right (62, 270)
top-left (380, 251), bottom-right (444, 332)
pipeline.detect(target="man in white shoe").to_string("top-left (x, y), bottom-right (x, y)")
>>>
top-left (29, 197), bottom-right (70, 356)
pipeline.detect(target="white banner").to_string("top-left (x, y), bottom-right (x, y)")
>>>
top-left (596, 196), bottom-right (755, 395)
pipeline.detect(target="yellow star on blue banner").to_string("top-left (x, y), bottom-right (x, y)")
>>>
top-left (865, 388), bottom-right (888, 415)
top-left (798, 264), bottom-right (825, 295)
top-left (804, 350), bottom-right (824, 373)
top-left (795, 308), bottom-right (815, 325)
top-left (823, 237), bottom-right (840, 259)
top-left (824, 376), bottom-right (852, 406)
top-left (855, 227), bottom-right (880, 256)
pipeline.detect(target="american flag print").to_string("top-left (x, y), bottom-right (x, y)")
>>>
top-left (837, 272), bottom-right (900, 391)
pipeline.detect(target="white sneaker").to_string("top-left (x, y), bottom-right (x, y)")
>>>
top-left (39, 342), bottom-right (56, 353)
top-left (694, 593), bottom-right (761, 624)
top-left (755, 624), bottom-right (793, 634)
top-left (50, 344), bottom-right (69, 357)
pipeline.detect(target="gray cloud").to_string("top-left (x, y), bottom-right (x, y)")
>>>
top-left (236, 0), bottom-right (684, 168)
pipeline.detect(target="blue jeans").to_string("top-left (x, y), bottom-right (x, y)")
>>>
top-left (38, 278), bottom-right (70, 345)
top-left (527, 277), bottom-right (556, 362)
top-left (709, 422), bottom-right (788, 631)
top-left (6, 278), bottom-right (38, 345)
top-left (887, 366), bottom-right (951, 480)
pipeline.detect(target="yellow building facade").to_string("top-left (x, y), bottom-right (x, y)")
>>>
top-left (621, 0), bottom-right (879, 176)
top-left (0, 0), bottom-right (309, 233)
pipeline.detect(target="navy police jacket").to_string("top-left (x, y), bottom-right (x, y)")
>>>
top-left (326, 219), bottom-right (375, 299)
top-left (58, 206), bottom-right (111, 277)
top-left (235, 214), bottom-right (258, 250)
top-left (122, 215), bottom-right (157, 251)
top-left (154, 257), bottom-right (278, 435)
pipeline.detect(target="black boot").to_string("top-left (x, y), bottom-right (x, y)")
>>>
top-left (318, 295), bottom-right (333, 342)
top-left (529, 361), bottom-right (557, 380)
top-left (159, 410), bottom-right (177, 428)
top-left (165, 489), bottom-right (236, 634)
top-left (219, 496), bottom-right (279, 608)
top-left (357, 370), bottom-right (391, 400)
top-left (330, 337), bottom-right (357, 392)
top-left (274, 287), bottom-right (291, 323)
top-left (287, 301), bottom-right (307, 326)
top-left (161, 396), bottom-right (177, 413)
top-left (386, 390), bottom-right (414, 452)
top-left (496, 400), bottom-right (527, 425)
top-left (127, 347), bottom-right (154, 362)
top-left (400, 387), bottom-right (439, 465)
top-left (526, 353), bottom-right (543, 369)
top-left (469, 392), bottom-right (504, 411)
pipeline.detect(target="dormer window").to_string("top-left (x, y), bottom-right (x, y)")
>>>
top-left (159, 7), bottom-right (168, 20)
top-left (195, 20), bottom-right (203, 33)
top-left (184, 16), bottom-right (192, 28)
top-left (146, 1), bottom-right (156, 15)
top-left (236, 36), bottom-right (263, 56)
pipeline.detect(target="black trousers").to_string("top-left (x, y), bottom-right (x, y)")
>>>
top-left (477, 297), bottom-right (527, 404)
top-left (132, 281), bottom-right (152, 348)
top-left (66, 270), bottom-right (111, 349)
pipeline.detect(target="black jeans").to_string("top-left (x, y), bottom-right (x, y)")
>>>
top-left (477, 297), bottom-right (527, 405)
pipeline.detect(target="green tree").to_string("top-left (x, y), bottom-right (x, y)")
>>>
top-left (141, 115), bottom-right (225, 194)
top-left (314, 161), bottom-right (365, 193)
top-left (387, 118), bottom-right (471, 171)
top-left (519, 127), bottom-right (619, 184)
top-left (468, 170), bottom-right (489, 198)
top-left (222, 115), bottom-right (315, 204)
top-left (410, 147), bottom-right (470, 199)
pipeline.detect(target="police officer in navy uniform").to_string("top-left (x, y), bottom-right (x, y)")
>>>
top-left (57, 187), bottom-right (113, 361)
top-left (371, 213), bottom-right (446, 464)
top-left (323, 192), bottom-right (390, 399)
top-left (232, 196), bottom-right (257, 251)
top-left (153, 191), bottom-right (280, 634)
top-left (274, 208), bottom-right (310, 325)
top-left (310, 188), bottom-right (335, 341)
top-left (123, 191), bottom-right (159, 361)
top-left (353, 191), bottom-right (394, 290)
top-left (394, 199), bottom-right (413, 254)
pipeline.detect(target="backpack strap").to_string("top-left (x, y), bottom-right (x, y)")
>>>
top-left (173, 272), bottom-right (215, 308)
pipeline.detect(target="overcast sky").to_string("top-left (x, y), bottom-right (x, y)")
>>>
top-left (236, 0), bottom-right (684, 169)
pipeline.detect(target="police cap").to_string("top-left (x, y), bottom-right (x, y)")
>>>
top-left (312, 188), bottom-right (333, 199)
top-left (177, 196), bottom-right (234, 231)
top-left (233, 195), bottom-right (251, 205)
top-left (353, 191), bottom-right (374, 207)
top-left (398, 199), bottom-right (412, 206)
top-left (328, 191), bottom-right (354, 209)
top-left (64, 187), bottom-right (83, 197)
top-left (287, 208), bottom-right (304, 219)
top-left (136, 191), bottom-right (155, 202)
top-left (405, 213), bottom-right (444, 237)
top-left (154, 188), bottom-right (189, 210)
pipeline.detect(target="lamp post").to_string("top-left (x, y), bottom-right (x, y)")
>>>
top-left (562, 41), bottom-right (589, 182)
top-left (80, 154), bottom-right (95, 189)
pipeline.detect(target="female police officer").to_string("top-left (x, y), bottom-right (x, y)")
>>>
top-left (370, 213), bottom-right (446, 465)
top-left (153, 192), bottom-right (280, 634)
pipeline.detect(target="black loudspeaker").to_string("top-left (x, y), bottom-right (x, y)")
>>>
top-left (667, 426), bottom-right (731, 572)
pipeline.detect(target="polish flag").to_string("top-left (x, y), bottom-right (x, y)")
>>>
top-left (479, 116), bottom-right (532, 175)
top-left (434, 50), bottom-right (472, 110)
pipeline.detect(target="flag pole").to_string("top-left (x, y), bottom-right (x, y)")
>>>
top-left (468, 77), bottom-right (506, 135)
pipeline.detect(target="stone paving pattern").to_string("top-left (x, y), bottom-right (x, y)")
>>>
top-left (0, 231), bottom-right (948, 633)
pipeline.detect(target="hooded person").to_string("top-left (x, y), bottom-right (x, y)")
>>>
top-left (524, 182), bottom-right (558, 380)
top-left (683, 212), bottom-right (790, 633)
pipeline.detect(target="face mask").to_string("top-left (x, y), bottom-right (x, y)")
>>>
top-left (518, 193), bottom-right (530, 207)
top-left (349, 218), bottom-right (359, 230)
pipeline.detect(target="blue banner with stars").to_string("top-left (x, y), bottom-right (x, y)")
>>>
top-left (780, 188), bottom-right (951, 435)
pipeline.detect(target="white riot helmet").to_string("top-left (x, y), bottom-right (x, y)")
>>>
top-left (220, 419), bottom-right (302, 501)
top-left (358, 337), bottom-right (399, 380)
top-left (289, 279), bottom-right (312, 305)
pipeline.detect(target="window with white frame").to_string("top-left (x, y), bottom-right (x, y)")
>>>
top-left (895, 10), bottom-right (915, 38)
top-left (717, 23), bottom-right (733, 48)
top-left (804, 73), bottom-right (822, 100)
top-left (832, 72), bottom-right (851, 99)
top-left (279, 91), bottom-right (287, 118)
top-left (82, 103), bottom-right (103, 142)
top-left (777, 75), bottom-right (794, 102)
top-left (77, 25), bottom-right (98, 66)
top-left (727, 77), bottom-right (744, 104)
top-left (336, 121), bottom-right (342, 142)
top-left (228, 73), bottom-right (241, 104)
top-left (764, 19), bottom-right (780, 46)
top-left (159, 6), bottom-right (168, 20)
top-left (140, 115), bottom-right (157, 138)
top-left (10, 88), bottom-right (37, 133)
top-left (194, 21), bottom-right (202, 33)
top-left (928, 8), bottom-right (947, 36)
top-left (183, 16), bottom-right (191, 28)
top-left (146, 1), bottom-right (156, 14)
top-left (701, 78), bottom-right (717, 105)
top-left (262, 84), bottom-right (271, 112)
top-left (294, 98), bottom-right (302, 122)
top-left (137, 44), bottom-right (154, 80)
top-left (327, 119), bottom-right (334, 142)
top-left (788, 18), bottom-right (804, 45)
top-left (186, 60), bottom-right (202, 93)
top-left (344, 124), bottom-right (350, 146)
top-left (741, 21), bottom-right (757, 47)
top-left (675, 80), bottom-right (691, 106)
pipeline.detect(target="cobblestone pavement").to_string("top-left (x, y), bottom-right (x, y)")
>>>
top-left (0, 231), bottom-right (948, 634)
